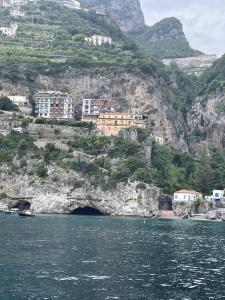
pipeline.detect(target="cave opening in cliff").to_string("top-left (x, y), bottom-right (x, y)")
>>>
top-left (10, 200), bottom-right (31, 211)
top-left (71, 206), bottom-right (104, 216)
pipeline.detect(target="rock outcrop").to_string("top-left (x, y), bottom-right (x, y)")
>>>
top-left (0, 71), bottom-right (188, 151)
top-left (95, 0), bottom-right (145, 32)
top-left (188, 93), bottom-right (225, 150)
top-left (0, 166), bottom-right (161, 216)
top-left (173, 201), bottom-right (211, 217)
top-left (128, 17), bottom-right (202, 59)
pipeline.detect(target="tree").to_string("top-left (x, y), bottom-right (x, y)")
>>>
top-left (0, 96), bottom-right (19, 111)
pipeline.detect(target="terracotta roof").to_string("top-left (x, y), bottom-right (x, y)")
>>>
top-left (175, 190), bottom-right (202, 195)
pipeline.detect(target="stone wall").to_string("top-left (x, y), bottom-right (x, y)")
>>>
top-left (28, 124), bottom-right (94, 139)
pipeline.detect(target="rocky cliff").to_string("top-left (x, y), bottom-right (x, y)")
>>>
top-left (0, 70), bottom-right (188, 151)
top-left (81, 0), bottom-right (145, 32)
top-left (188, 55), bottom-right (225, 150)
top-left (0, 163), bottom-right (161, 216)
top-left (188, 94), bottom-right (225, 150)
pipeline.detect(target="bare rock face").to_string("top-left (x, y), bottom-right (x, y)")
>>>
top-left (188, 94), bottom-right (225, 150)
top-left (35, 73), bottom-right (187, 151)
top-left (206, 210), bottom-right (219, 220)
top-left (0, 166), bottom-right (161, 216)
top-left (98, 0), bottom-right (145, 32)
top-left (30, 182), bottom-right (160, 216)
top-left (173, 201), bottom-right (210, 217)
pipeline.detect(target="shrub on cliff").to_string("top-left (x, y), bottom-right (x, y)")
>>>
top-left (0, 96), bottom-right (19, 112)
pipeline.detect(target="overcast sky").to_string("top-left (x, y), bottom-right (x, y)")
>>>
top-left (140, 0), bottom-right (225, 56)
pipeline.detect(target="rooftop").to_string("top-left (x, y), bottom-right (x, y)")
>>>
top-left (175, 190), bottom-right (202, 195)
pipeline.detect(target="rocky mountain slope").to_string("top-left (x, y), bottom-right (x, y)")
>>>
top-left (188, 55), bottom-right (225, 150)
top-left (0, 0), bottom-right (194, 151)
top-left (80, 0), bottom-right (145, 32)
top-left (128, 17), bottom-right (203, 59)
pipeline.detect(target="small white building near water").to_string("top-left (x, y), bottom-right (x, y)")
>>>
top-left (206, 190), bottom-right (225, 205)
top-left (173, 190), bottom-right (203, 202)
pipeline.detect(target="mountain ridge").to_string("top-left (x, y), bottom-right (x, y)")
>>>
top-left (128, 17), bottom-right (203, 59)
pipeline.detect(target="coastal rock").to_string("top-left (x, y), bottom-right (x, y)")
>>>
top-left (173, 200), bottom-right (210, 217)
top-left (0, 167), bottom-right (161, 216)
top-left (220, 214), bottom-right (225, 221)
top-left (30, 182), bottom-right (161, 216)
top-left (206, 210), bottom-right (219, 220)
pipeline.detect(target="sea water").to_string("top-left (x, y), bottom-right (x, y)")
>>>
top-left (0, 214), bottom-right (225, 300)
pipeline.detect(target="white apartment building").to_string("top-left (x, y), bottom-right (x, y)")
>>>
top-left (35, 91), bottom-right (76, 119)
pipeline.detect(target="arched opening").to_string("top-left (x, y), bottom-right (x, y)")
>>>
top-left (71, 206), bottom-right (105, 216)
top-left (158, 195), bottom-right (173, 211)
top-left (9, 200), bottom-right (31, 211)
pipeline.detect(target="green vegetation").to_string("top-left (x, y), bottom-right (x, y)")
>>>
top-left (0, 131), bottom-right (37, 162)
top-left (0, 192), bottom-right (8, 200)
top-left (165, 63), bottom-right (198, 114)
top-left (1, 130), bottom-right (225, 195)
top-left (35, 118), bottom-right (95, 129)
top-left (0, 96), bottom-right (19, 112)
top-left (128, 18), bottom-right (202, 59)
top-left (198, 54), bottom-right (225, 95)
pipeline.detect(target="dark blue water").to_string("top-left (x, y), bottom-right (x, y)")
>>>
top-left (0, 214), bottom-right (225, 300)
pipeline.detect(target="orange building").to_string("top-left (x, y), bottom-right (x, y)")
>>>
top-left (97, 112), bottom-right (146, 136)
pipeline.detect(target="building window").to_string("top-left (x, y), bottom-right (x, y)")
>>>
top-left (115, 121), bottom-right (118, 125)
top-left (184, 195), bottom-right (186, 200)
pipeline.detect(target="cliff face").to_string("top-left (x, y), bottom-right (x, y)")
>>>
top-left (0, 164), bottom-right (161, 216)
top-left (0, 71), bottom-right (188, 151)
top-left (188, 94), bottom-right (225, 150)
top-left (80, 0), bottom-right (145, 32)
top-left (99, 0), bottom-right (145, 32)
top-left (188, 55), bottom-right (225, 150)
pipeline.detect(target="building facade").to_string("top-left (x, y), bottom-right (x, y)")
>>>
top-left (35, 91), bottom-right (76, 119)
top-left (8, 95), bottom-right (31, 115)
top-left (82, 99), bottom-right (116, 122)
top-left (85, 35), bottom-right (112, 46)
top-left (97, 112), bottom-right (146, 136)
top-left (173, 190), bottom-right (203, 202)
top-left (0, 23), bottom-right (18, 37)
top-left (210, 190), bottom-right (225, 205)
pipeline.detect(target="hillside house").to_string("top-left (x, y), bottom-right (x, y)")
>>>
top-left (173, 190), bottom-right (203, 202)
top-left (85, 35), bottom-right (112, 46)
top-left (8, 95), bottom-right (31, 115)
top-left (97, 112), bottom-right (146, 136)
top-left (0, 23), bottom-right (18, 37)
top-left (153, 136), bottom-right (164, 145)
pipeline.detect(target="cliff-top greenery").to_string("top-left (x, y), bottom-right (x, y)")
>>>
top-left (198, 54), bottom-right (225, 95)
top-left (128, 18), bottom-right (203, 59)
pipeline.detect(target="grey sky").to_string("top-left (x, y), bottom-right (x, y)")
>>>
top-left (140, 0), bottom-right (225, 56)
